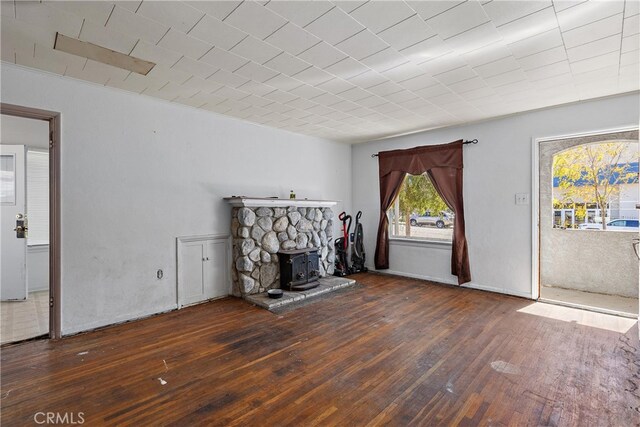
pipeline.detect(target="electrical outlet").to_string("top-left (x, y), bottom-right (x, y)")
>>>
top-left (515, 193), bottom-right (530, 205)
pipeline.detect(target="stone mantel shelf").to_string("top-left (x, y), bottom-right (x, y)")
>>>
top-left (224, 197), bottom-right (339, 208)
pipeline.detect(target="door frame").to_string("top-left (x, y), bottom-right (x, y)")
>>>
top-left (1, 103), bottom-right (61, 339)
top-left (531, 125), bottom-right (639, 302)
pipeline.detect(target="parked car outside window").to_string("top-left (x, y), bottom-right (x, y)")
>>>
top-left (409, 211), bottom-right (454, 228)
top-left (578, 219), bottom-right (639, 231)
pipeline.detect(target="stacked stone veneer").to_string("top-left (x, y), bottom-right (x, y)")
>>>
top-left (230, 206), bottom-right (335, 296)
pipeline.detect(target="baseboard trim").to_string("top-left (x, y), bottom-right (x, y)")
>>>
top-left (375, 269), bottom-right (533, 299)
top-left (62, 303), bottom-right (178, 337)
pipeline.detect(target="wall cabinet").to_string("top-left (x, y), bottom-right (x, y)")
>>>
top-left (177, 235), bottom-right (229, 308)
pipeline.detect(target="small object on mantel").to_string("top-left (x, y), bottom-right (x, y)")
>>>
top-left (290, 190), bottom-right (296, 199)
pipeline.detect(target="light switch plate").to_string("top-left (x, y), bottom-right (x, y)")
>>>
top-left (515, 193), bottom-right (530, 205)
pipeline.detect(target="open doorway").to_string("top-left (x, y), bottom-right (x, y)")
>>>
top-left (1, 104), bottom-right (60, 344)
top-left (535, 129), bottom-right (639, 318)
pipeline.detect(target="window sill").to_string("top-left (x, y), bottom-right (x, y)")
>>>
top-left (389, 237), bottom-right (452, 249)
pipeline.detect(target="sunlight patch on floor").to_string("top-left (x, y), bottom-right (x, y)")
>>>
top-left (517, 302), bottom-right (637, 334)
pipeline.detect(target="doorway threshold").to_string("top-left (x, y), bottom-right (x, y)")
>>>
top-left (538, 297), bottom-right (638, 319)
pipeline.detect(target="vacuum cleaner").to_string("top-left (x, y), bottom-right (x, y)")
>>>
top-left (334, 211), bottom-right (351, 276)
top-left (334, 210), bottom-right (367, 276)
top-left (350, 211), bottom-right (367, 273)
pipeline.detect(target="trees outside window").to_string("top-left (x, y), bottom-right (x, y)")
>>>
top-left (388, 173), bottom-right (452, 241)
top-left (553, 142), bottom-right (638, 230)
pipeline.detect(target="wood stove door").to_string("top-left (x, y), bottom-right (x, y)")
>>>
top-left (308, 253), bottom-right (319, 280)
top-left (291, 254), bottom-right (308, 287)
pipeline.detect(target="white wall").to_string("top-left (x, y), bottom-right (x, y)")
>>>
top-left (27, 245), bottom-right (49, 292)
top-left (1, 63), bottom-right (352, 335)
top-left (352, 92), bottom-right (639, 298)
top-left (0, 114), bottom-right (49, 149)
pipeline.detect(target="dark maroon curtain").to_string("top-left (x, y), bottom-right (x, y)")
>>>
top-left (374, 140), bottom-right (471, 285)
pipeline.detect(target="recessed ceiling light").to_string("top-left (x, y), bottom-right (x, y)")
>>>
top-left (53, 33), bottom-right (155, 75)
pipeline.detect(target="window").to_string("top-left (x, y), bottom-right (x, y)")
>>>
top-left (26, 150), bottom-right (49, 245)
top-left (387, 173), bottom-right (453, 242)
top-left (0, 154), bottom-right (16, 205)
top-left (553, 141), bottom-right (638, 231)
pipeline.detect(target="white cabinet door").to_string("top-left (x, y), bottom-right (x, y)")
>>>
top-left (1, 145), bottom-right (27, 301)
top-left (177, 236), bottom-right (229, 308)
top-left (204, 240), bottom-right (229, 299)
top-left (178, 241), bottom-right (205, 307)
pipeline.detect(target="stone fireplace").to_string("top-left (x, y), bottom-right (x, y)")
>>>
top-left (224, 197), bottom-right (337, 296)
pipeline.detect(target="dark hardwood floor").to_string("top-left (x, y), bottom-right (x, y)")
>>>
top-left (1, 273), bottom-right (638, 426)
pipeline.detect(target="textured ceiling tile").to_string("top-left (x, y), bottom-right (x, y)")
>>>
top-left (482, 1), bottom-right (551, 27)
top-left (172, 56), bottom-right (218, 80)
top-left (234, 61), bottom-right (279, 83)
top-left (136, 1), bottom-right (204, 33)
top-left (508, 28), bottom-right (563, 58)
top-left (443, 22), bottom-right (502, 54)
top-left (347, 69), bottom-right (389, 88)
top-left (264, 22), bottom-right (321, 56)
top-left (304, 7), bottom-right (365, 45)
top-left (157, 29), bottom-right (212, 60)
top-left (570, 51), bottom-right (620, 75)
top-left (263, 52), bottom-right (311, 76)
top-left (207, 69), bottom-right (250, 87)
top-left (264, 73), bottom-right (305, 92)
top-left (518, 46), bottom-right (568, 71)
top-left (407, 1), bottom-right (465, 21)
top-left (497, 6), bottom-right (557, 44)
top-left (562, 13), bottom-right (624, 48)
top-left (381, 62), bottom-right (425, 83)
top-left (224, 0), bottom-right (287, 40)
top-left (556, 0), bottom-right (624, 31)
top-left (348, 0), bottom-right (415, 34)
top-left (185, 1), bottom-right (242, 21)
top-left (200, 47), bottom-right (249, 73)
top-left (266, 0), bottom-right (334, 27)
top-left (335, 29), bottom-right (389, 60)
top-left (16, 2), bottom-right (83, 38)
top-left (360, 48), bottom-right (409, 73)
top-left (324, 57), bottom-right (370, 80)
top-left (230, 35), bottom-right (282, 65)
top-left (188, 15), bottom-right (246, 50)
top-left (288, 83), bottom-right (326, 99)
top-left (377, 15), bottom-right (437, 51)
top-left (106, 5), bottom-right (169, 45)
top-left (298, 42), bottom-right (348, 69)
top-left (426, 1), bottom-right (490, 40)
top-left (47, 1), bottom-right (115, 26)
top-left (316, 77), bottom-right (357, 95)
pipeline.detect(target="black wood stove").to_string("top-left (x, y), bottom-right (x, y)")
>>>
top-left (278, 248), bottom-right (320, 291)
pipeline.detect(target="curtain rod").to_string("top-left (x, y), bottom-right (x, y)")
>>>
top-left (370, 139), bottom-right (478, 158)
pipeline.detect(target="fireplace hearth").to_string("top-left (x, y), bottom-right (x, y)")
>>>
top-left (279, 248), bottom-right (320, 291)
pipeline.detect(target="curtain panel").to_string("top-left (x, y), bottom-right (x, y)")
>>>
top-left (374, 140), bottom-right (471, 285)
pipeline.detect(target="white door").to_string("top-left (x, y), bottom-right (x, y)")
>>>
top-left (178, 241), bottom-right (206, 307)
top-left (204, 240), bottom-right (229, 299)
top-left (1, 144), bottom-right (27, 301)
